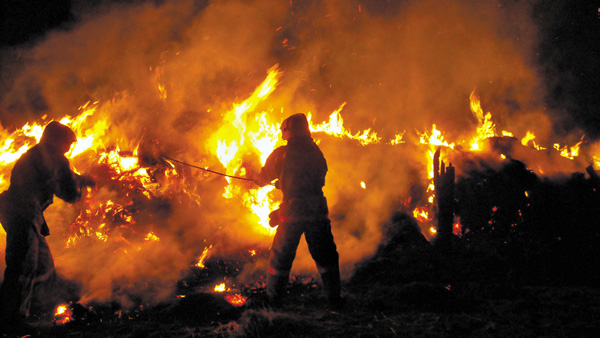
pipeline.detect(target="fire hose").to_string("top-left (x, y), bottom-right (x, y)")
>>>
top-left (160, 154), bottom-right (256, 182)
top-left (161, 155), bottom-right (279, 226)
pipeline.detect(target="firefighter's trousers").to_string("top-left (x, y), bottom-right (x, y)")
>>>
top-left (0, 217), bottom-right (55, 324)
top-left (267, 219), bottom-right (340, 302)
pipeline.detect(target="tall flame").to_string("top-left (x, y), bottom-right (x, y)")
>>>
top-left (469, 90), bottom-right (497, 151)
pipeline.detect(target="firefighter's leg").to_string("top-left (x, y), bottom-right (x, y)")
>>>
top-left (17, 229), bottom-right (45, 318)
top-left (29, 235), bottom-right (56, 317)
top-left (320, 267), bottom-right (342, 306)
top-left (0, 220), bottom-right (34, 329)
top-left (266, 222), bottom-right (302, 303)
top-left (305, 219), bottom-right (342, 304)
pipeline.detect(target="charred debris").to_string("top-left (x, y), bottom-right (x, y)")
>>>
top-left (353, 136), bottom-right (600, 291)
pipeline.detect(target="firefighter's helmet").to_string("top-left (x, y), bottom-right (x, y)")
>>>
top-left (40, 121), bottom-right (77, 147)
top-left (281, 113), bottom-right (311, 139)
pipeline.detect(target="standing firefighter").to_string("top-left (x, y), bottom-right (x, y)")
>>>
top-left (0, 121), bottom-right (95, 333)
top-left (255, 113), bottom-right (342, 306)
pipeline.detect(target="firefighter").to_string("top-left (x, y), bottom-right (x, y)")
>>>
top-left (0, 121), bottom-right (95, 333)
top-left (255, 113), bottom-right (342, 307)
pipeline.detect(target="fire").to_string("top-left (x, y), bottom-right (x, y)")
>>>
top-left (195, 245), bottom-right (212, 268)
top-left (214, 283), bottom-right (228, 292)
top-left (413, 125), bottom-right (454, 235)
top-left (204, 65), bottom-right (385, 235)
top-left (208, 65), bottom-right (283, 234)
top-left (469, 90), bottom-right (497, 151)
top-left (0, 79), bottom-right (587, 251)
top-left (144, 232), bottom-right (160, 241)
top-left (308, 103), bottom-right (380, 145)
top-left (413, 207), bottom-right (430, 223)
top-left (388, 132), bottom-right (406, 145)
top-left (419, 124), bottom-right (455, 150)
top-left (0, 51), bottom-right (594, 312)
top-left (225, 294), bottom-right (247, 307)
top-left (54, 304), bottom-right (73, 325)
top-left (521, 131), bottom-right (545, 150)
top-left (554, 138), bottom-right (583, 160)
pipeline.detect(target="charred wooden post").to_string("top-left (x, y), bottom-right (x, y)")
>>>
top-left (586, 164), bottom-right (600, 191)
top-left (433, 148), bottom-right (455, 245)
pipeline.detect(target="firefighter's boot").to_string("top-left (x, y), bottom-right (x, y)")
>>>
top-left (266, 273), bottom-right (288, 306)
top-left (320, 268), bottom-right (343, 307)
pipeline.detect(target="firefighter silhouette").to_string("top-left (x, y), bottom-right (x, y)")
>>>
top-left (255, 113), bottom-right (342, 306)
top-left (0, 121), bottom-right (95, 333)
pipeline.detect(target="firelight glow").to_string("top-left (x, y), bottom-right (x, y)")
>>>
top-left (0, 58), bottom-right (593, 308)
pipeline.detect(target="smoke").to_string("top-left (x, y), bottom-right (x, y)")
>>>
top-left (0, 0), bottom-right (581, 307)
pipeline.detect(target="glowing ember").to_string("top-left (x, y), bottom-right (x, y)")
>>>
top-left (225, 293), bottom-right (247, 307)
top-left (53, 304), bottom-right (73, 325)
top-left (453, 219), bottom-right (462, 236)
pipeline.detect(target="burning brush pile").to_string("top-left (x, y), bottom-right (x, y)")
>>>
top-left (0, 0), bottom-right (599, 336)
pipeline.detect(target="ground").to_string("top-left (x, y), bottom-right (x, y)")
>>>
top-left (8, 211), bottom-right (600, 338)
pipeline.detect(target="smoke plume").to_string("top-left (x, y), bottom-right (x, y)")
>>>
top-left (0, 0), bottom-right (585, 307)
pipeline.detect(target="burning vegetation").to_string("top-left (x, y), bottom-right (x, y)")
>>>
top-left (0, 0), bottom-right (599, 336)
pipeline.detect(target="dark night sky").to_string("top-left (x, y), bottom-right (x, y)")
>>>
top-left (532, 0), bottom-right (600, 138)
top-left (1, 0), bottom-right (600, 137)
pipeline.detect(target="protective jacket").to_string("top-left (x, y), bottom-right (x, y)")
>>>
top-left (256, 135), bottom-right (329, 223)
top-left (1, 142), bottom-right (82, 235)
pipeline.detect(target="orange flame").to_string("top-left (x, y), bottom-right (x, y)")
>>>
top-left (195, 245), bottom-right (212, 268)
top-left (469, 90), bottom-right (497, 151)
top-left (214, 282), bottom-right (228, 292)
top-left (54, 304), bottom-right (73, 325)
top-left (308, 103), bottom-right (380, 145)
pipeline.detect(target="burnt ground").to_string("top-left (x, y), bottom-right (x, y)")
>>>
top-left (8, 158), bottom-right (600, 337)
top-left (18, 214), bottom-right (600, 338)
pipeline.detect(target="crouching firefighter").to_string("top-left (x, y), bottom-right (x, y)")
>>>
top-left (0, 121), bottom-right (95, 333)
top-left (255, 113), bottom-right (342, 306)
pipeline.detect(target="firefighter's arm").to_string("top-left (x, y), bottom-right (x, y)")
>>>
top-left (55, 157), bottom-right (95, 203)
top-left (255, 147), bottom-right (285, 187)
